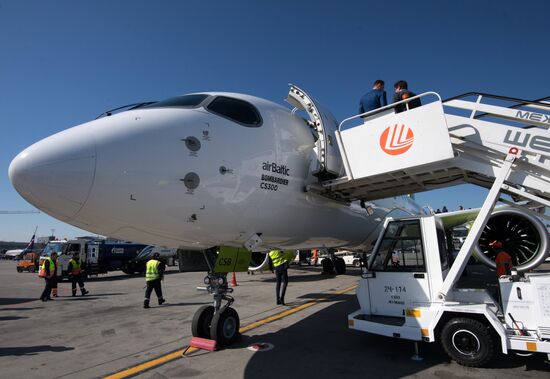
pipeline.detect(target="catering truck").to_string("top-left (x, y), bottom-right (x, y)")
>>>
top-left (56, 239), bottom-right (147, 278)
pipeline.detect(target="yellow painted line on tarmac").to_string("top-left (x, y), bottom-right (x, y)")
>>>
top-left (103, 284), bottom-right (357, 379)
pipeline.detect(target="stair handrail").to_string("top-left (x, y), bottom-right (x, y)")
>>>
top-left (338, 92), bottom-right (442, 132)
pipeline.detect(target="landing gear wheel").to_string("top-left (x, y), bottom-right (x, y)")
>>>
top-left (441, 318), bottom-right (495, 367)
top-left (334, 257), bottom-right (346, 275)
top-left (210, 307), bottom-right (240, 347)
top-left (191, 305), bottom-right (215, 339)
top-left (28, 266), bottom-right (35, 273)
top-left (321, 258), bottom-right (334, 274)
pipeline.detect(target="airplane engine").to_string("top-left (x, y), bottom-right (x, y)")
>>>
top-left (474, 208), bottom-right (549, 272)
top-left (248, 252), bottom-right (271, 272)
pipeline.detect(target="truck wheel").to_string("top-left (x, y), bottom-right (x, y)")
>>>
top-left (16, 267), bottom-right (23, 273)
top-left (321, 258), bottom-right (335, 274)
top-left (210, 307), bottom-right (240, 347)
top-left (441, 317), bottom-right (495, 367)
top-left (28, 266), bottom-right (35, 273)
top-left (191, 305), bottom-right (215, 339)
top-left (334, 257), bottom-right (346, 275)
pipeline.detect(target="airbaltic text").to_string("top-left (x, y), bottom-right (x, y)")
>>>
top-left (262, 161), bottom-right (290, 176)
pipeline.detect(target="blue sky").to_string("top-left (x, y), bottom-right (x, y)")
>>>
top-left (1, 0), bottom-right (548, 241)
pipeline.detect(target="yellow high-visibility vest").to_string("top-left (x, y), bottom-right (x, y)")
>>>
top-left (39, 258), bottom-right (54, 278)
top-left (69, 259), bottom-right (81, 275)
top-left (145, 259), bottom-right (161, 281)
top-left (269, 250), bottom-right (294, 268)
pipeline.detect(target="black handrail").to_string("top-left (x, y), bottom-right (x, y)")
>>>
top-left (443, 92), bottom-right (550, 109)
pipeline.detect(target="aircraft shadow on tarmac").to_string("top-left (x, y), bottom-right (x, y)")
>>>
top-left (0, 345), bottom-right (74, 357)
top-left (208, 294), bottom-right (549, 379)
top-left (0, 316), bottom-right (28, 321)
top-left (0, 297), bottom-right (38, 306)
top-left (0, 307), bottom-right (43, 311)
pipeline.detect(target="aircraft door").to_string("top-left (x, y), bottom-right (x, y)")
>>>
top-left (286, 84), bottom-right (343, 181)
top-left (367, 219), bottom-right (431, 317)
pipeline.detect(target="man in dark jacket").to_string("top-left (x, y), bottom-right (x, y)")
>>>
top-left (359, 79), bottom-right (387, 114)
top-left (393, 80), bottom-right (422, 113)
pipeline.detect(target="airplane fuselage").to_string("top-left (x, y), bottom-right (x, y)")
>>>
top-left (9, 91), bottom-right (421, 251)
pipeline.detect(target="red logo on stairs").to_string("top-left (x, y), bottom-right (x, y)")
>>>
top-left (380, 124), bottom-right (414, 155)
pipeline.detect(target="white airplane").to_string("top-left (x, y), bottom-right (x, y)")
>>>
top-left (9, 84), bottom-right (422, 345)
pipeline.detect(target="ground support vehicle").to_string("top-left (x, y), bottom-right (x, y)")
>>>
top-left (319, 92), bottom-right (550, 365)
top-left (16, 252), bottom-right (40, 272)
top-left (124, 245), bottom-right (177, 274)
top-left (57, 239), bottom-right (147, 278)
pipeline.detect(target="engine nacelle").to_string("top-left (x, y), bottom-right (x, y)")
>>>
top-left (474, 208), bottom-right (549, 272)
top-left (248, 251), bottom-right (271, 272)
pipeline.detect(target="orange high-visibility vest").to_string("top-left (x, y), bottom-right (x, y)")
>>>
top-left (495, 251), bottom-right (513, 277)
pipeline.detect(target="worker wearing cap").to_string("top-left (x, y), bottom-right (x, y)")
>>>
top-left (144, 252), bottom-right (166, 308)
top-left (491, 240), bottom-right (513, 277)
top-left (68, 254), bottom-right (89, 296)
top-left (39, 252), bottom-right (57, 301)
top-left (268, 250), bottom-right (295, 305)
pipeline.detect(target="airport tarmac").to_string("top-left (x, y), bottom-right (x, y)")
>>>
top-left (0, 260), bottom-right (548, 379)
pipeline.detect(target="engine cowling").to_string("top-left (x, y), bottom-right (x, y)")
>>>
top-left (248, 251), bottom-right (271, 272)
top-left (474, 208), bottom-right (549, 272)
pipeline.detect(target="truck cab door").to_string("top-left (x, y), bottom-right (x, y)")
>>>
top-left (87, 244), bottom-right (99, 264)
top-left (286, 84), bottom-right (343, 181)
top-left (366, 219), bottom-right (432, 317)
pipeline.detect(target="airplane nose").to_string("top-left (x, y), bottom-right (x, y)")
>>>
top-left (9, 126), bottom-right (96, 221)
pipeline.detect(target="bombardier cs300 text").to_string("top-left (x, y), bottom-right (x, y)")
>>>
top-left (9, 84), bottom-right (422, 345)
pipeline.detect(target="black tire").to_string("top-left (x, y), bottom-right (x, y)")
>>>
top-left (441, 317), bottom-right (495, 367)
top-left (28, 266), bottom-right (35, 273)
top-left (334, 257), bottom-right (346, 275)
top-left (321, 258), bottom-right (334, 274)
top-left (210, 307), bottom-right (240, 347)
top-left (16, 267), bottom-right (23, 273)
top-left (353, 259), bottom-right (361, 268)
top-left (191, 305), bottom-right (215, 339)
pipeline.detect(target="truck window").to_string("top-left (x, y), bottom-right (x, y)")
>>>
top-left (436, 227), bottom-right (449, 270)
top-left (371, 220), bottom-right (426, 272)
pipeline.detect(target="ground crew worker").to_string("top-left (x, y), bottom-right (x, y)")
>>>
top-left (491, 240), bottom-right (513, 277)
top-left (268, 250), bottom-right (294, 305)
top-left (68, 254), bottom-right (89, 296)
top-left (39, 252), bottom-right (57, 301)
top-left (144, 252), bottom-right (166, 308)
top-left (311, 249), bottom-right (319, 266)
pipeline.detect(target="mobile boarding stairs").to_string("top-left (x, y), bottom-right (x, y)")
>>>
top-left (319, 92), bottom-right (550, 361)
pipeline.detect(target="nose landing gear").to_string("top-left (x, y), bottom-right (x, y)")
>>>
top-left (192, 253), bottom-right (241, 347)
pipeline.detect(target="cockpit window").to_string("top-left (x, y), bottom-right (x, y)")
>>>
top-left (206, 96), bottom-right (262, 127)
top-left (144, 94), bottom-right (209, 109)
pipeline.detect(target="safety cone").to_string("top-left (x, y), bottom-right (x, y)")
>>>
top-left (230, 272), bottom-right (237, 287)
